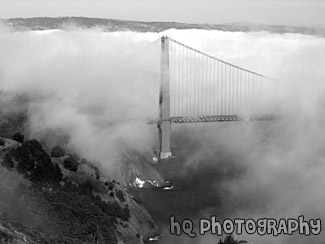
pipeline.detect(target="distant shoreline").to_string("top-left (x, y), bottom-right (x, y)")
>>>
top-left (1, 17), bottom-right (325, 37)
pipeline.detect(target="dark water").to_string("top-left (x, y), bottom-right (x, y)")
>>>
top-left (130, 123), bottom-right (324, 244)
top-left (129, 128), bottom-right (247, 244)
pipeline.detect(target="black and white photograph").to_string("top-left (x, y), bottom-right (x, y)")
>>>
top-left (0, 0), bottom-right (324, 243)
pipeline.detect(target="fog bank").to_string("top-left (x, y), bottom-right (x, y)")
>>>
top-left (0, 26), bottom-right (325, 243)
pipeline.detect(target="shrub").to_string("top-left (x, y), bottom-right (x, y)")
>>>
top-left (63, 156), bottom-right (79, 172)
top-left (6, 139), bottom-right (63, 183)
top-left (0, 138), bottom-right (5, 146)
top-left (42, 188), bottom-right (118, 243)
top-left (94, 198), bottom-right (130, 221)
top-left (1, 153), bottom-right (14, 169)
top-left (116, 190), bottom-right (126, 202)
top-left (107, 181), bottom-right (114, 191)
top-left (80, 180), bottom-right (93, 192)
top-left (12, 132), bottom-right (24, 143)
top-left (80, 158), bottom-right (100, 178)
top-left (14, 146), bottom-right (35, 174)
top-left (29, 164), bottom-right (46, 182)
top-left (0, 230), bottom-right (13, 243)
top-left (51, 145), bottom-right (65, 158)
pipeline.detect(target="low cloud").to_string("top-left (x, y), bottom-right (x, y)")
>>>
top-left (0, 27), bottom-right (162, 175)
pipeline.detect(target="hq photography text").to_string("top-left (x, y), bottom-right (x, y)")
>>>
top-left (169, 215), bottom-right (321, 238)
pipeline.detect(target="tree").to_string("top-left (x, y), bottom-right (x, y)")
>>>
top-left (12, 132), bottom-right (24, 143)
top-left (51, 145), bottom-right (66, 158)
top-left (0, 138), bottom-right (5, 146)
top-left (7, 139), bottom-right (63, 183)
top-left (116, 190), bottom-right (126, 202)
top-left (1, 153), bottom-right (14, 169)
top-left (63, 156), bottom-right (79, 172)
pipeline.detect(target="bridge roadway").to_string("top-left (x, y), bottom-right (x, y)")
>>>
top-left (148, 114), bottom-right (277, 124)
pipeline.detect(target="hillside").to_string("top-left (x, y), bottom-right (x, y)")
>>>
top-left (0, 136), bottom-right (159, 244)
top-left (1, 17), bottom-right (325, 37)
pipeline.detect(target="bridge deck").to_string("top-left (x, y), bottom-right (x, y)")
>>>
top-left (148, 114), bottom-right (277, 124)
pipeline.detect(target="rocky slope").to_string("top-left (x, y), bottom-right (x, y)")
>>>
top-left (121, 151), bottom-right (170, 189)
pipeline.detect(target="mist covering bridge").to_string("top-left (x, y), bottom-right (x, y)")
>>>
top-left (136, 36), bottom-right (278, 159)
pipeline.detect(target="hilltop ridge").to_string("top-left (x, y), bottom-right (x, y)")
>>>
top-left (1, 17), bottom-right (325, 37)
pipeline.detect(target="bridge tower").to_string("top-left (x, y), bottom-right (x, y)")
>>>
top-left (158, 36), bottom-right (172, 159)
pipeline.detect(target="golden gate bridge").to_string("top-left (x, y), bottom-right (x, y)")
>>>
top-left (125, 36), bottom-right (279, 159)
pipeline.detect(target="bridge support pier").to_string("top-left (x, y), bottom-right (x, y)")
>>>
top-left (158, 121), bottom-right (172, 159)
top-left (159, 36), bottom-right (172, 159)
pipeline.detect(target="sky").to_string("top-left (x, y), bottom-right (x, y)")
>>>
top-left (1, 0), bottom-right (325, 27)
